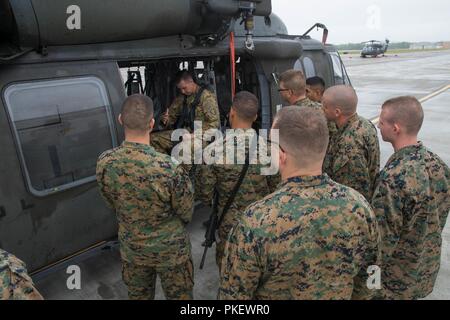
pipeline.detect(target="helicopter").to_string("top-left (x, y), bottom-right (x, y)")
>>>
top-left (0, 0), bottom-right (352, 275)
top-left (360, 39), bottom-right (390, 58)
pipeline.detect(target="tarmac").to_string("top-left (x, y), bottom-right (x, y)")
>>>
top-left (34, 50), bottom-right (450, 300)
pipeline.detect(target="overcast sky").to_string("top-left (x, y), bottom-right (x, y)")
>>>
top-left (272, 0), bottom-right (450, 44)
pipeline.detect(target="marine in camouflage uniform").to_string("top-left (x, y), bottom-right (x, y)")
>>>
top-left (0, 249), bottom-right (43, 300)
top-left (219, 106), bottom-right (380, 300)
top-left (323, 113), bottom-right (380, 200)
top-left (198, 130), bottom-right (280, 268)
top-left (371, 142), bottom-right (450, 299)
top-left (322, 86), bottom-right (380, 200)
top-left (278, 70), bottom-right (336, 136)
top-left (218, 174), bottom-right (380, 300)
top-left (97, 141), bottom-right (194, 300)
top-left (151, 87), bottom-right (220, 155)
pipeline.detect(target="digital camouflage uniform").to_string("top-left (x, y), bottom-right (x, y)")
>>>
top-left (218, 174), bottom-right (380, 300)
top-left (371, 143), bottom-right (450, 300)
top-left (198, 129), bottom-right (280, 267)
top-left (294, 97), bottom-right (322, 110)
top-left (96, 141), bottom-right (194, 300)
top-left (151, 88), bottom-right (220, 154)
top-left (323, 114), bottom-right (380, 200)
top-left (0, 249), bottom-right (43, 300)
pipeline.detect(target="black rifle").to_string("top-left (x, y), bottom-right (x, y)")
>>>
top-left (200, 157), bottom-right (250, 269)
top-left (199, 190), bottom-right (219, 270)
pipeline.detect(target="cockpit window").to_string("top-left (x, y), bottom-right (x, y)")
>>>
top-left (294, 59), bottom-right (304, 73)
top-left (331, 54), bottom-right (344, 84)
top-left (4, 77), bottom-right (117, 197)
top-left (302, 57), bottom-right (316, 78)
top-left (330, 53), bottom-right (351, 86)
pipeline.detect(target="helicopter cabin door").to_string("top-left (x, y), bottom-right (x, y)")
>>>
top-left (0, 60), bottom-right (125, 271)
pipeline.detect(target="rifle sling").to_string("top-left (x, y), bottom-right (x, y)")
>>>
top-left (217, 156), bottom-right (250, 229)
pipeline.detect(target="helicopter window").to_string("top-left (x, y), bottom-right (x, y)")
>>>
top-left (330, 53), bottom-right (351, 86)
top-left (293, 59), bottom-right (304, 73)
top-left (302, 57), bottom-right (316, 78)
top-left (331, 54), bottom-right (344, 85)
top-left (4, 77), bottom-right (117, 197)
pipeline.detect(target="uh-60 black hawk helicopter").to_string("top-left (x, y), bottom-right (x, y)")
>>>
top-left (360, 39), bottom-right (390, 58)
top-left (0, 0), bottom-right (351, 276)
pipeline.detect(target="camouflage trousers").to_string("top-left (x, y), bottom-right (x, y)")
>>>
top-left (151, 129), bottom-right (211, 158)
top-left (122, 259), bottom-right (194, 300)
top-left (215, 211), bottom-right (240, 272)
top-left (151, 130), bottom-right (175, 155)
top-left (215, 240), bottom-right (226, 273)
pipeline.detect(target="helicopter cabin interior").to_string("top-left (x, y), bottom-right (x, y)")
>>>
top-left (118, 46), bottom-right (351, 134)
top-left (119, 54), bottom-right (264, 131)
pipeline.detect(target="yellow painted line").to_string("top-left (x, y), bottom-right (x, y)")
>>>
top-left (371, 84), bottom-right (450, 125)
top-left (30, 241), bottom-right (108, 276)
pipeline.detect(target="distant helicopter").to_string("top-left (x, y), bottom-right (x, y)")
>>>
top-left (361, 39), bottom-right (390, 58)
top-left (0, 0), bottom-right (352, 275)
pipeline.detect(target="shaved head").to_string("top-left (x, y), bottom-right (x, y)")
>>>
top-left (382, 96), bottom-right (424, 135)
top-left (121, 94), bottom-right (154, 132)
top-left (232, 91), bottom-right (259, 122)
top-left (273, 106), bottom-right (329, 167)
top-left (323, 85), bottom-right (358, 116)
